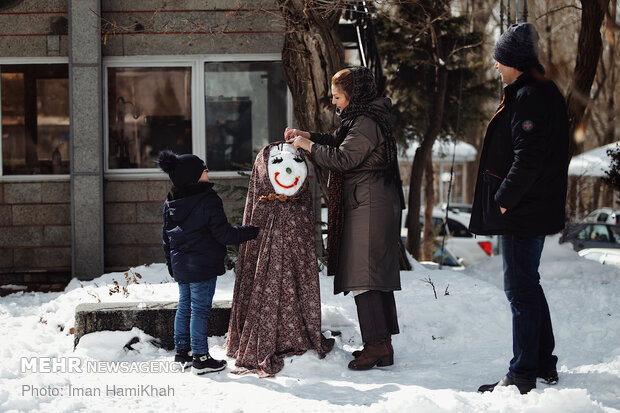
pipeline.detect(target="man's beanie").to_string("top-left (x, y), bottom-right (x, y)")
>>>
top-left (157, 150), bottom-right (206, 187)
top-left (493, 22), bottom-right (540, 69)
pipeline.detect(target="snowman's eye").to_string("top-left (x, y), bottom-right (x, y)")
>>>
top-left (293, 156), bottom-right (303, 163)
top-left (271, 157), bottom-right (283, 164)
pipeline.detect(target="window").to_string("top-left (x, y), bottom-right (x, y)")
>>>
top-left (446, 218), bottom-right (472, 238)
top-left (577, 226), bottom-right (590, 240)
top-left (204, 61), bottom-right (287, 171)
top-left (610, 226), bottom-right (620, 244)
top-left (590, 224), bottom-right (610, 242)
top-left (433, 247), bottom-right (460, 267)
top-left (107, 67), bottom-right (192, 169)
top-left (104, 58), bottom-right (289, 173)
top-left (1, 64), bottom-right (69, 175)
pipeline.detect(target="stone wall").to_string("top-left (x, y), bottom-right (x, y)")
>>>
top-left (0, 0), bottom-right (69, 57)
top-left (100, 0), bottom-right (284, 56)
top-left (104, 175), bottom-right (249, 272)
top-left (0, 176), bottom-right (249, 282)
top-left (0, 0), bottom-right (285, 58)
top-left (0, 180), bottom-right (72, 274)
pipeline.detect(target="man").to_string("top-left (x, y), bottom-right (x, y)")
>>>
top-left (469, 22), bottom-right (569, 395)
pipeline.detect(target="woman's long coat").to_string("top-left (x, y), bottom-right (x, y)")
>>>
top-left (310, 97), bottom-right (401, 295)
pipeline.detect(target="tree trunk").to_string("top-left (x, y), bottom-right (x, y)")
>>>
top-left (591, 180), bottom-right (601, 212)
top-left (568, 176), bottom-right (578, 222)
top-left (277, 1), bottom-right (345, 256)
top-left (566, 0), bottom-right (608, 158)
top-left (422, 158), bottom-right (435, 261)
top-left (278, 2), bottom-right (344, 133)
top-left (406, 67), bottom-right (448, 259)
top-left (604, 0), bottom-right (616, 145)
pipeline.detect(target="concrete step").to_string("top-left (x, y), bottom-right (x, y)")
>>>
top-left (74, 300), bottom-right (231, 350)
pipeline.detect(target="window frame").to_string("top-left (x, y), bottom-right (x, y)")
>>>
top-left (0, 57), bottom-right (70, 181)
top-left (103, 54), bottom-right (292, 180)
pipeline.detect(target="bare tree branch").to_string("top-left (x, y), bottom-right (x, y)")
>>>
top-left (535, 5), bottom-right (582, 21)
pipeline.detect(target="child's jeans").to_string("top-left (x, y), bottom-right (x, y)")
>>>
top-left (174, 278), bottom-right (217, 355)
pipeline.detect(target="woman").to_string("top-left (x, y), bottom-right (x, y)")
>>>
top-left (284, 66), bottom-right (403, 370)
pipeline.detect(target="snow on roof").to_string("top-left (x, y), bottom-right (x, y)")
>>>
top-left (399, 139), bottom-right (477, 163)
top-left (568, 141), bottom-right (619, 177)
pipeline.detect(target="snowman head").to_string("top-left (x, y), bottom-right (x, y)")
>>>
top-left (268, 143), bottom-right (308, 196)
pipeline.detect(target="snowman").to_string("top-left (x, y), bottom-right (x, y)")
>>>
top-left (267, 143), bottom-right (308, 197)
top-left (225, 141), bottom-right (334, 377)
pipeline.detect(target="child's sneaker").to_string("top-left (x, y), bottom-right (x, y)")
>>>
top-left (174, 349), bottom-right (193, 370)
top-left (192, 353), bottom-right (227, 375)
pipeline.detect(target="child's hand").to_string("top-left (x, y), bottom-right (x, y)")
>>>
top-left (248, 226), bottom-right (259, 240)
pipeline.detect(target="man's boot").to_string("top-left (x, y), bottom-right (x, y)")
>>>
top-left (478, 375), bottom-right (536, 394)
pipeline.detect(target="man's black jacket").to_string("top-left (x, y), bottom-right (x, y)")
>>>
top-left (469, 71), bottom-right (569, 236)
top-left (162, 182), bottom-right (257, 283)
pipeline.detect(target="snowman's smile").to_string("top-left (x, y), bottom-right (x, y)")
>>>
top-left (274, 172), bottom-right (300, 189)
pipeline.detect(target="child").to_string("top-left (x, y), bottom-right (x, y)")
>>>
top-left (157, 150), bottom-right (258, 375)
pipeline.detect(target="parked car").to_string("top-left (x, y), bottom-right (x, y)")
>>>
top-left (402, 208), bottom-right (497, 267)
top-left (578, 248), bottom-right (620, 268)
top-left (559, 222), bottom-right (620, 251)
top-left (419, 246), bottom-right (466, 270)
top-left (582, 208), bottom-right (619, 226)
top-left (440, 203), bottom-right (472, 214)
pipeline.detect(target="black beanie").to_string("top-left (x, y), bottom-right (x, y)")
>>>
top-left (156, 150), bottom-right (206, 187)
top-left (493, 22), bottom-right (540, 69)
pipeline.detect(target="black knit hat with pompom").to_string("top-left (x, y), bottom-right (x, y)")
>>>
top-left (493, 22), bottom-right (540, 69)
top-left (157, 150), bottom-right (206, 187)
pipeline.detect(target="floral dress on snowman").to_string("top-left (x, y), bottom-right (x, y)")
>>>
top-left (225, 142), bottom-right (334, 377)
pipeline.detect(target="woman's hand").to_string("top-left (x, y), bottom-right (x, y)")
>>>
top-left (290, 136), bottom-right (314, 152)
top-left (284, 127), bottom-right (310, 142)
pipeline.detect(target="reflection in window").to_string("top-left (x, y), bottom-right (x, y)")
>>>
top-left (1, 64), bottom-right (70, 175)
top-left (446, 218), bottom-right (472, 238)
top-left (107, 67), bottom-right (192, 169)
top-left (590, 224), bottom-right (610, 242)
top-left (204, 62), bottom-right (286, 171)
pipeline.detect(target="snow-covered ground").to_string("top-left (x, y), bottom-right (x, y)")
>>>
top-left (1, 234), bottom-right (619, 412)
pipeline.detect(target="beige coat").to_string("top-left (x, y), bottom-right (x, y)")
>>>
top-left (310, 99), bottom-right (401, 295)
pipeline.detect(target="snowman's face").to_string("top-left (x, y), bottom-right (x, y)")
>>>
top-left (268, 143), bottom-right (307, 196)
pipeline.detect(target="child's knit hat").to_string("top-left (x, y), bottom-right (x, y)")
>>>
top-left (157, 150), bottom-right (206, 187)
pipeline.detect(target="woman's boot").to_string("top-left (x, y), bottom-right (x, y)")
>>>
top-left (348, 338), bottom-right (393, 370)
top-left (353, 337), bottom-right (393, 359)
top-left (352, 344), bottom-right (365, 358)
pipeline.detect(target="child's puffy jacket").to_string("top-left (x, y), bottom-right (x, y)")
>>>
top-left (162, 182), bottom-right (257, 283)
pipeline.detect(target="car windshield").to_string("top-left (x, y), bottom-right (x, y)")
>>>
top-left (577, 224), bottom-right (611, 242)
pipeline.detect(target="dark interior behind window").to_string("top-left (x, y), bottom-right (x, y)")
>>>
top-left (107, 67), bottom-right (192, 169)
top-left (1, 64), bottom-right (69, 175)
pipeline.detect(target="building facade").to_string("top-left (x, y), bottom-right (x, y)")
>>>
top-left (0, 0), bottom-right (289, 285)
